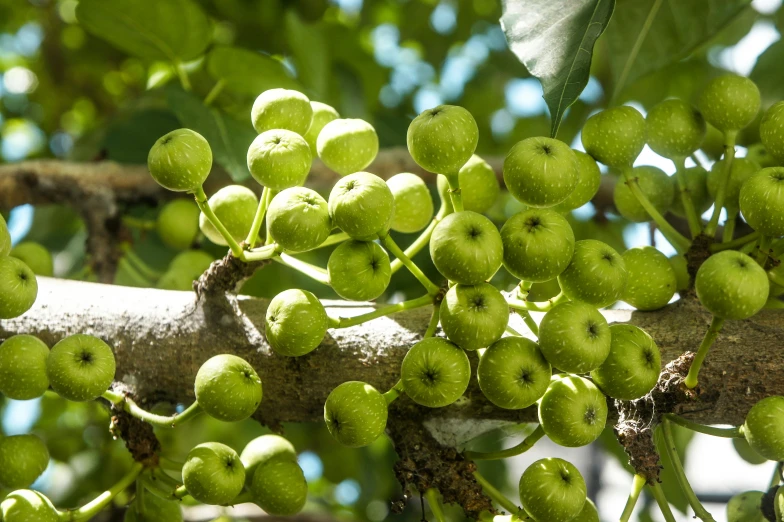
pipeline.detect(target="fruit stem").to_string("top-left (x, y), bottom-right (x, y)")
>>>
top-left (246, 186), bottom-right (271, 249)
top-left (314, 231), bottom-right (350, 250)
top-left (174, 60), bottom-right (192, 91)
top-left (755, 234), bottom-right (772, 267)
top-left (121, 215), bottom-right (156, 231)
top-left (138, 470), bottom-right (177, 501)
top-left (265, 190), bottom-right (279, 246)
top-left (620, 474), bottom-right (647, 522)
top-left (464, 425), bottom-right (545, 460)
top-left (661, 413), bottom-right (741, 438)
top-left (472, 470), bottom-right (520, 515)
top-left (684, 315), bottom-right (725, 389)
top-left (102, 390), bottom-right (204, 428)
top-left (443, 172), bottom-right (464, 213)
top-left (722, 208), bottom-right (738, 243)
top-left (425, 488), bottom-right (447, 522)
top-left (382, 380), bottom-right (404, 406)
top-left (390, 204), bottom-right (449, 275)
top-left (274, 253), bottom-right (330, 285)
top-left (660, 419), bottom-right (717, 522)
top-left (121, 245), bottom-right (163, 280)
top-left (203, 79), bottom-right (225, 107)
top-left (193, 187), bottom-right (245, 260)
top-left (673, 156), bottom-right (703, 238)
top-left (118, 257), bottom-right (153, 287)
top-left (158, 456), bottom-right (184, 472)
top-left (648, 480), bottom-right (677, 522)
top-left (244, 243), bottom-right (282, 262)
top-left (516, 310), bottom-right (539, 337)
top-left (710, 231), bottom-right (759, 252)
top-left (330, 294), bottom-right (433, 328)
top-left (620, 166), bottom-right (691, 253)
top-left (424, 305), bottom-right (440, 338)
top-left (704, 130), bottom-right (738, 237)
top-left (506, 291), bottom-right (566, 313)
top-left (225, 490), bottom-right (253, 506)
top-left (59, 462), bottom-right (143, 521)
top-left (772, 238), bottom-right (784, 258)
top-left (152, 467), bottom-right (183, 490)
top-left (173, 485), bottom-right (189, 499)
top-left (380, 233), bottom-right (440, 296)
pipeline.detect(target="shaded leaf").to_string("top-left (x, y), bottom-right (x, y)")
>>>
top-left (750, 39), bottom-right (784, 106)
top-left (501, 0), bottom-right (615, 138)
top-left (285, 10), bottom-right (330, 99)
top-left (104, 109), bottom-right (180, 164)
top-left (76, 0), bottom-right (210, 61)
top-left (166, 86), bottom-right (256, 182)
top-left (206, 45), bottom-right (300, 97)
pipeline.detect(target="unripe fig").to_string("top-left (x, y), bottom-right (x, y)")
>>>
top-left (572, 499), bottom-right (600, 522)
top-left (504, 137), bottom-right (579, 207)
top-left (198, 185), bottom-right (259, 246)
top-left (538, 375), bottom-right (607, 447)
top-left (646, 99), bottom-right (706, 159)
top-left (456, 155), bottom-right (501, 213)
top-left (732, 437), bottom-right (767, 465)
top-left (558, 239), bottom-right (627, 308)
top-left (613, 165), bottom-right (674, 222)
top-left (148, 129), bottom-right (212, 192)
top-left (183, 442), bottom-right (245, 505)
top-left (251, 88), bottom-right (312, 135)
top-left (328, 172), bottom-right (394, 239)
top-left (156, 200), bottom-right (200, 251)
top-left (250, 458), bottom-right (308, 516)
top-left (551, 150), bottom-right (602, 213)
top-left (0, 256), bottom-right (38, 319)
top-left (538, 301), bottom-right (610, 374)
top-left (500, 208), bottom-right (575, 282)
top-left (0, 335), bottom-right (49, 400)
top-left (698, 74), bottom-right (760, 132)
top-left (124, 491), bottom-right (183, 522)
top-left (695, 250), bottom-right (768, 320)
top-left (267, 187), bottom-right (331, 252)
top-left (671, 166), bottom-right (711, 218)
top-left (0, 489), bottom-right (59, 522)
top-left (324, 381), bottom-right (388, 447)
top-left (477, 336), bottom-right (551, 410)
top-left (407, 105), bottom-right (478, 174)
top-left (169, 250), bottom-right (214, 280)
top-left (400, 337), bottom-right (470, 407)
top-left (303, 101), bottom-right (339, 154)
top-left (621, 246), bottom-right (677, 311)
top-left (317, 119), bottom-right (379, 176)
top-left (247, 129), bottom-right (312, 190)
top-left (519, 458), bottom-right (587, 522)
top-left (240, 434), bottom-right (297, 487)
top-left (591, 324), bottom-right (661, 400)
top-left (742, 395), bottom-right (784, 461)
top-left (669, 254), bottom-right (690, 292)
top-left (0, 213), bottom-right (10, 256)
top-left (439, 283), bottom-right (508, 351)
top-left (430, 211), bottom-right (503, 285)
top-left (194, 354), bottom-right (262, 422)
top-left (760, 101), bottom-right (784, 164)
top-left (526, 278), bottom-right (562, 302)
top-left (739, 167), bottom-right (784, 237)
top-left (265, 289), bottom-right (327, 357)
top-left (0, 434), bottom-right (49, 488)
top-left (707, 157), bottom-right (759, 211)
top-left (726, 490), bottom-right (765, 522)
top-left (386, 173), bottom-right (434, 233)
top-left (581, 106), bottom-right (646, 168)
top-left (746, 143), bottom-right (779, 168)
top-left (327, 240), bottom-right (391, 301)
top-left (47, 334), bottom-right (115, 402)
top-left (10, 242), bottom-right (53, 277)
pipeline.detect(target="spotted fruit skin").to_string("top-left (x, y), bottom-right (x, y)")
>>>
top-left (46, 334), bottom-right (116, 402)
top-left (182, 442), bottom-right (246, 506)
top-left (538, 301), bottom-right (611, 374)
top-left (250, 458), bottom-right (308, 516)
top-left (407, 105), bottom-right (478, 174)
top-left (503, 137), bottom-right (579, 208)
top-left (591, 324), bottom-right (661, 400)
top-left (621, 246), bottom-right (677, 311)
top-left (742, 396), bottom-right (784, 461)
top-left (247, 129), bottom-right (312, 190)
top-left (519, 458), bottom-right (587, 522)
top-left (698, 74), bottom-right (760, 132)
top-left (0, 256), bottom-right (38, 319)
top-left (0, 334), bottom-right (50, 400)
top-left (551, 150), bottom-right (602, 213)
top-left (240, 434), bottom-right (297, 487)
top-left (439, 283), bottom-right (509, 351)
top-left (251, 88), bottom-right (313, 135)
top-left (324, 381), bottom-right (388, 448)
top-left (317, 119), bottom-right (379, 176)
top-left (645, 99), bottom-right (706, 159)
top-left (457, 155), bottom-right (501, 213)
top-left (477, 336), bottom-right (551, 410)
top-left (0, 434), bottom-right (49, 489)
top-left (501, 208), bottom-right (574, 283)
top-left (303, 101), bottom-right (339, 154)
top-left (400, 337), bottom-right (470, 408)
top-left (613, 165), bottom-right (674, 222)
top-left (194, 354), bottom-right (262, 422)
top-left (386, 172), bottom-right (434, 233)
top-left (0, 489), bottom-right (60, 522)
top-left (538, 374), bottom-right (608, 448)
top-left (760, 101), bottom-right (784, 164)
top-left (558, 239), bottom-right (627, 308)
top-left (267, 187), bottom-right (332, 252)
top-left (429, 211), bottom-right (503, 285)
top-left (147, 129), bottom-right (213, 192)
top-left (581, 106), bottom-right (646, 168)
top-left (0, 213), bottom-right (10, 256)
top-left (327, 240), bottom-right (391, 301)
top-left (198, 185), bottom-right (258, 246)
top-left (739, 167), bottom-right (784, 237)
top-left (695, 250), bottom-right (768, 320)
top-left (328, 172), bottom-right (394, 240)
top-left (265, 289), bottom-right (327, 357)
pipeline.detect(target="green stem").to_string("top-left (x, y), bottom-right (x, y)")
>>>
top-left (174, 61), bottom-right (191, 91)
top-left (464, 425), bottom-right (545, 461)
top-left (274, 253), bottom-right (330, 285)
top-left (121, 246), bottom-right (163, 280)
top-left (118, 257), bottom-right (153, 287)
top-left (158, 456), bottom-right (184, 472)
top-left (152, 468), bottom-right (182, 490)
top-left (648, 481), bottom-right (677, 522)
top-left (203, 79), bottom-right (225, 107)
top-left (673, 156), bottom-right (702, 238)
top-left (705, 131), bottom-right (738, 237)
top-left (173, 486), bottom-right (189, 499)
top-left (769, 270), bottom-right (784, 288)
top-left (193, 187), bottom-right (245, 259)
top-left (710, 231), bottom-right (759, 252)
top-left (472, 470), bottom-right (520, 515)
top-left (620, 474), bottom-right (647, 522)
top-left (380, 233), bottom-right (440, 296)
top-left (103, 390), bottom-right (203, 428)
top-left (425, 489), bottom-right (447, 522)
top-left (314, 232), bottom-right (350, 250)
top-left (443, 172), bottom-right (464, 213)
top-left (227, 491), bottom-right (253, 506)
top-left (60, 463), bottom-right (143, 521)
top-left (139, 472), bottom-right (176, 501)
top-left (122, 215), bottom-right (156, 231)
top-left (517, 310), bottom-right (539, 337)
top-left (756, 235), bottom-right (772, 267)
top-left (244, 243), bottom-right (281, 262)
top-left (424, 305), bottom-right (440, 338)
top-left (722, 208), bottom-right (738, 243)
top-left (330, 294), bottom-right (433, 328)
top-left (621, 166), bottom-right (691, 253)
top-left (660, 420), bottom-right (717, 522)
top-left (684, 316), bottom-right (725, 389)
top-left (136, 476), bottom-right (147, 517)
top-left (662, 413), bottom-right (741, 438)
top-left (265, 190), bottom-right (279, 246)
top-left (383, 380), bottom-right (404, 406)
top-left (390, 200), bottom-right (450, 275)
top-left (506, 292), bottom-right (566, 313)
top-left (772, 238), bottom-right (784, 258)
top-left (246, 187), bottom-right (271, 249)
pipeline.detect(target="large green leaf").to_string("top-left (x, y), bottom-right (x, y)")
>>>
top-left (605, 0), bottom-right (752, 99)
top-left (750, 40), bottom-right (784, 106)
top-left (501, 0), bottom-right (615, 138)
top-left (76, 0), bottom-right (210, 62)
top-left (206, 46), bottom-right (300, 97)
top-left (285, 10), bottom-right (330, 99)
top-left (166, 86), bottom-right (256, 182)
top-left (103, 109), bottom-right (181, 164)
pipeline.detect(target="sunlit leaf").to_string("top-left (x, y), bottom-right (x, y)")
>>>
top-left (206, 46), bottom-right (300, 97)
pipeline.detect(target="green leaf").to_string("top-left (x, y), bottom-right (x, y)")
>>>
top-left (206, 46), bottom-right (300, 97)
top-left (501, 0), bottom-right (615, 138)
top-left (751, 40), bottom-right (784, 106)
top-left (166, 86), bottom-right (256, 182)
top-left (76, 0), bottom-right (210, 62)
top-left (653, 423), bottom-right (694, 514)
top-left (605, 0), bottom-right (752, 99)
top-left (103, 109), bottom-right (181, 164)
top-left (285, 10), bottom-right (330, 99)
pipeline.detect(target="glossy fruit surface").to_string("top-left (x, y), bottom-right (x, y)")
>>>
top-left (198, 185), bottom-right (258, 246)
top-left (0, 334), bottom-right (49, 400)
top-left (439, 283), bottom-right (508, 351)
top-left (10, 242), bottom-right (53, 277)
top-left (739, 167), bottom-right (784, 237)
top-left (695, 250), bottom-right (768, 320)
top-left (698, 74), bottom-right (760, 132)
top-left (0, 489), bottom-right (59, 522)
top-left (572, 499), bottom-right (600, 522)
top-left (328, 172), bottom-right (394, 239)
top-left (324, 381), bottom-right (388, 448)
top-left (0, 256), bottom-right (38, 319)
top-left (760, 101), bottom-right (784, 164)
top-left (317, 119), bottom-right (379, 176)
top-left (147, 129), bottom-right (212, 192)
top-left (327, 240), bottom-right (391, 301)
top-left (247, 129), bottom-right (312, 190)
top-left (303, 101), bottom-right (339, 154)
top-left (457, 155), bottom-right (501, 213)
top-left (621, 246), bottom-right (677, 310)
top-left (613, 165), bottom-right (674, 222)
top-left (401, 337), bottom-right (470, 407)
top-left (156, 200), bottom-right (200, 251)
top-left (183, 442), bottom-right (246, 505)
top-left (500, 208), bottom-right (574, 282)
top-left (538, 374), bottom-right (607, 447)
top-left (0, 434), bottom-right (49, 488)
top-left (267, 187), bottom-right (332, 252)
top-left (265, 289), bottom-right (327, 357)
top-left (591, 324), bottom-right (661, 400)
top-left (47, 334), bottom-right (116, 402)
top-left (503, 137), bottom-right (579, 207)
top-left (732, 437), bottom-right (767, 465)
top-left (386, 173), bottom-right (434, 233)
top-left (742, 395), bottom-right (784, 461)
top-left (726, 490), bottom-right (765, 522)
top-left (240, 434), bottom-right (297, 486)
top-left (195, 354), bottom-right (262, 422)
top-left (251, 88), bottom-right (312, 135)
top-left (519, 458), bottom-right (587, 522)
top-left (477, 336), bottom-right (551, 410)
top-left (558, 239), bottom-right (627, 308)
top-left (407, 105), bottom-right (478, 174)
top-left (538, 301), bottom-right (610, 373)
top-left (551, 150), bottom-right (602, 213)
top-left (430, 211), bottom-right (502, 284)
top-left (250, 458), bottom-right (308, 515)
top-left (581, 106), bottom-right (645, 168)
top-left (646, 99), bottom-right (706, 159)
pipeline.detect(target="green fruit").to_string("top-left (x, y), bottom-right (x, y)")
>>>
top-left (500, 208), bottom-right (575, 282)
top-left (669, 254), bottom-right (690, 292)
top-left (646, 99), bottom-right (706, 159)
top-left (0, 256), bottom-right (38, 319)
top-left (760, 101), bottom-right (784, 164)
top-left (739, 167), bottom-right (784, 237)
top-left (47, 334), bottom-right (115, 402)
top-left (199, 185), bottom-right (259, 247)
top-left (148, 129), bottom-right (212, 193)
top-left (732, 437), bottom-right (767, 465)
top-left (251, 88), bottom-right (312, 135)
top-left (477, 336), bottom-right (551, 410)
top-left (250, 458), bottom-right (308, 516)
top-left (156, 200), bottom-right (200, 251)
top-left (124, 493), bottom-right (183, 522)
top-left (10, 242), bottom-right (53, 278)
top-left (247, 129), bottom-right (312, 190)
top-left (698, 74), bottom-right (760, 132)
top-left (407, 105), bottom-right (478, 174)
top-left (386, 173), bottom-right (434, 233)
top-left (194, 354), bottom-right (262, 422)
top-left (265, 289), bottom-right (327, 357)
top-left (695, 250), bottom-right (768, 320)
top-left (157, 271), bottom-right (196, 291)
top-left (538, 301), bottom-right (611, 373)
top-left (671, 166), bottom-right (711, 218)
top-left (0, 213), bottom-right (10, 256)
top-left (240, 434), bottom-right (297, 487)
top-left (439, 283), bottom-right (509, 351)
top-left (0, 490), bottom-right (59, 522)
top-left (0, 435), bottom-right (49, 488)
top-left (267, 187), bottom-right (331, 252)
top-left (591, 324), bottom-right (661, 400)
top-left (746, 143), bottom-right (779, 168)
top-left (726, 491), bottom-right (765, 522)
top-left (538, 375), bottom-right (607, 447)
top-left (457, 155), bottom-right (501, 213)
top-left (707, 157), bottom-right (759, 211)
top-left (551, 151), bottom-right (602, 213)
top-left (183, 442), bottom-right (245, 505)
top-left (526, 278), bottom-right (562, 302)
top-left (303, 101), bottom-right (339, 154)
top-left (430, 211), bottom-right (503, 285)
top-left (324, 381), bottom-right (388, 447)
top-left (613, 165), bottom-right (674, 222)
top-left (581, 106), bottom-right (646, 169)
top-left (0, 335), bottom-right (49, 400)
top-left (519, 458), bottom-right (587, 522)
top-left (572, 499), bottom-right (599, 522)
top-left (328, 172), bottom-right (394, 239)
top-left (327, 240), bottom-right (391, 301)
top-left (621, 247), bottom-right (677, 310)
top-left (558, 239), bottom-right (627, 308)
top-left (701, 123), bottom-right (726, 160)
top-left (503, 137), bottom-right (579, 208)
top-left (169, 250), bottom-right (214, 280)
top-left (742, 395), bottom-right (784, 461)
top-left (317, 119), bottom-right (379, 176)
top-left (400, 337), bottom-right (471, 407)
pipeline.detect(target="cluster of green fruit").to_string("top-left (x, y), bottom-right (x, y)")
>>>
top-left (0, 216), bottom-right (41, 321)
